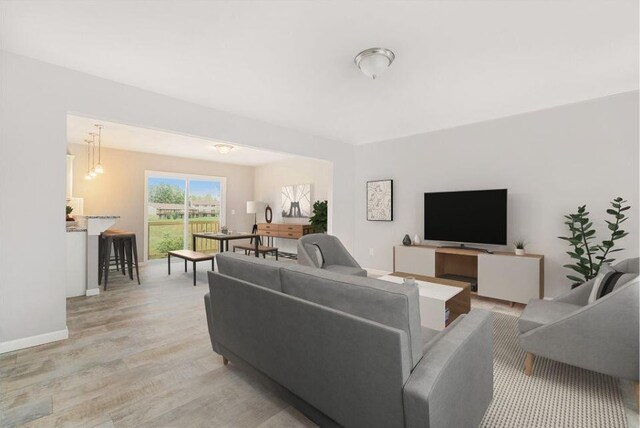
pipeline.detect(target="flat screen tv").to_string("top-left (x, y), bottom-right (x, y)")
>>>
top-left (424, 189), bottom-right (507, 245)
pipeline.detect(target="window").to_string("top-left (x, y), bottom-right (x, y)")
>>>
top-left (144, 171), bottom-right (226, 261)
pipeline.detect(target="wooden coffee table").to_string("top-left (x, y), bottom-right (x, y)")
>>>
top-left (380, 272), bottom-right (471, 330)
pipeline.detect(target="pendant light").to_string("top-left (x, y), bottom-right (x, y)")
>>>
top-left (88, 133), bottom-right (97, 177)
top-left (84, 139), bottom-right (93, 180)
top-left (94, 124), bottom-right (104, 174)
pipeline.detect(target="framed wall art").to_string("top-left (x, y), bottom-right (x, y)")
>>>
top-left (367, 179), bottom-right (393, 221)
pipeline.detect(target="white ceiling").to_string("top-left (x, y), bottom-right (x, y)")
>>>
top-left (3, 1), bottom-right (638, 145)
top-left (66, 115), bottom-right (295, 166)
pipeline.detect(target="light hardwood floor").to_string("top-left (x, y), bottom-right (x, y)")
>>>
top-left (0, 260), bottom-right (315, 428)
top-left (2, 260), bottom-right (636, 427)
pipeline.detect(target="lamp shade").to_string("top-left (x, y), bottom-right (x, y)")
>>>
top-left (247, 201), bottom-right (263, 214)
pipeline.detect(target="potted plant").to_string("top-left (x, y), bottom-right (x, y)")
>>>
top-left (514, 240), bottom-right (526, 256)
top-left (559, 197), bottom-right (630, 287)
top-left (221, 225), bottom-right (229, 235)
top-left (309, 200), bottom-right (328, 233)
top-left (66, 205), bottom-right (76, 225)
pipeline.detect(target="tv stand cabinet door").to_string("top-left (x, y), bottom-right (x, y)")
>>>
top-left (394, 246), bottom-right (436, 276)
top-left (477, 254), bottom-right (542, 304)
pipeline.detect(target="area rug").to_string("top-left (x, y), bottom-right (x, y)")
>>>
top-left (480, 312), bottom-right (628, 428)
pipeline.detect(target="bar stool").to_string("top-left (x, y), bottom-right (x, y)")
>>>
top-left (98, 229), bottom-right (125, 283)
top-left (99, 229), bottom-right (141, 290)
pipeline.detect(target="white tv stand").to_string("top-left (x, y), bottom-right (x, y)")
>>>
top-left (393, 245), bottom-right (544, 304)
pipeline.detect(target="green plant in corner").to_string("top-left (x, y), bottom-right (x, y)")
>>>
top-left (559, 197), bottom-right (630, 285)
top-left (66, 205), bottom-right (74, 221)
top-left (309, 200), bottom-right (328, 233)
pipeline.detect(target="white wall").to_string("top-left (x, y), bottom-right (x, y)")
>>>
top-left (354, 91), bottom-right (639, 297)
top-left (254, 157), bottom-right (332, 252)
top-left (0, 50), bottom-right (354, 350)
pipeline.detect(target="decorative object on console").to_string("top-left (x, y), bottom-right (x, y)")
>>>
top-left (66, 205), bottom-right (75, 222)
top-left (309, 200), bottom-right (328, 233)
top-left (514, 240), bottom-right (526, 256)
top-left (221, 225), bottom-right (229, 234)
top-left (281, 184), bottom-right (311, 218)
top-left (264, 205), bottom-right (273, 223)
top-left (413, 234), bottom-right (421, 245)
top-left (402, 234), bottom-right (412, 246)
top-left (367, 179), bottom-right (393, 221)
top-left (559, 197), bottom-right (630, 286)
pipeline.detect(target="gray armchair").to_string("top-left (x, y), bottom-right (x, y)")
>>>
top-left (297, 233), bottom-right (367, 277)
top-left (518, 258), bottom-right (639, 381)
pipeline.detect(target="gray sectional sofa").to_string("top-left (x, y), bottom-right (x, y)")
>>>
top-left (204, 252), bottom-right (494, 428)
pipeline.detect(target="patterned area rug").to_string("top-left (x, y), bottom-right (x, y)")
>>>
top-left (481, 313), bottom-right (628, 428)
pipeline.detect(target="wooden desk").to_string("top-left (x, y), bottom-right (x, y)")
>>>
top-left (192, 232), bottom-right (260, 257)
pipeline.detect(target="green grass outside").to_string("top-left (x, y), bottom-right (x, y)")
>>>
top-left (148, 217), bottom-right (220, 259)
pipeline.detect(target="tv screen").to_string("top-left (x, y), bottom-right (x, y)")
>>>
top-left (424, 189), bottom-right (507, 245)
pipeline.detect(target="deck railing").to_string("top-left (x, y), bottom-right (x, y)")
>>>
top-left (148, 219), bottom-right (220, 259)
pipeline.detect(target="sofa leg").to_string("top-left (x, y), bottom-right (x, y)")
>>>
top-left (222, 356), bottom-right (229, 366)
top-left (524, 352), bottom-right (534, 376)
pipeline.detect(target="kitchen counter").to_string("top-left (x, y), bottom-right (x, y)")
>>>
top-left (65, 215), bottom-right (120, 297)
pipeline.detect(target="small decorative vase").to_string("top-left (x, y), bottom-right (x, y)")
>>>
top-left (515, 248), bottom-right (526, 256)
top-left (413, 234), bottom-right (421, 245)
top-left (402, 234), bottom-right (412, 246)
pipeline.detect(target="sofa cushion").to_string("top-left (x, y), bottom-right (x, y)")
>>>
top-left (215, 252), bottom-right (282, 292)
top-left (324, 264), bottom-right (367, 277)
top-left (518, 299), bottom-right (581, 333)
top-left (281, 264), bottom-right (423, 368)
top-left (304, 243), bottom-right (325, 268)
top-left (588, 263), bottom-right (638, 303)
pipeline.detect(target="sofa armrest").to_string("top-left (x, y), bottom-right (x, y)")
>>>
top-left (203, 290), bottom-right (220, 353)
top-left (520, 280), bottom-right (639, 380)
top-left (403, 310), bottom-right (493, 428)
top-left (553, 278), bottom-right (594, 306)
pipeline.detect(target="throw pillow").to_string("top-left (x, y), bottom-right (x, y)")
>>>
top-left (305, 243), bottom-right (325, 268)
top-left (588, 264), bottom-right (637, 303)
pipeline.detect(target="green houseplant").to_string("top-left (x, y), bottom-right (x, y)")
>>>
top-left (66, 205), bottom-right (75, 221)
top-left (559, 197), bottom-right (630, 286)
top-left (309, 200), bottom-right (328, 233)
top-left (513, 240), bottom-right (526, 256)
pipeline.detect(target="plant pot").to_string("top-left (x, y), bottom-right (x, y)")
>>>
top-left (515, 249), bottom-right (526, 256)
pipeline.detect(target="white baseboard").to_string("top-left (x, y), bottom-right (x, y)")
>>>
top-left (364, 267), bottom-right (392, 277)
top-left (0, 327), bottom-right (69, 354)
top-left (85, 288), bottom-right (100, 296)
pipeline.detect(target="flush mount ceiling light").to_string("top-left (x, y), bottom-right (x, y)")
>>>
top-left (354, 47), bottom-right (395, 80)
top-left (214, 144), bottom-right (234, 154)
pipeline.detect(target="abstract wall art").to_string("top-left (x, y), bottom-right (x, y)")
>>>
top-left (367, 179), bottom-right (393, 221)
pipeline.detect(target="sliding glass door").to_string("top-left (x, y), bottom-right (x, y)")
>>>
top-left (145, 172), bottom-right (226, 261)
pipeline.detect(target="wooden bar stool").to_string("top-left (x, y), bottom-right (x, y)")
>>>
top-left (100, 229), bottom-right (141, 290)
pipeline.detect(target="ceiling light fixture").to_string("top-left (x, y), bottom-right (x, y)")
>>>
top-left (94, 124), bottom-right (104, 174)
top-left (84, 139), bottom-right (93, 180)
top-left (354, 47), bottom-right (395, 80)
top-left (215, 144), bottom-right (234, 154)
